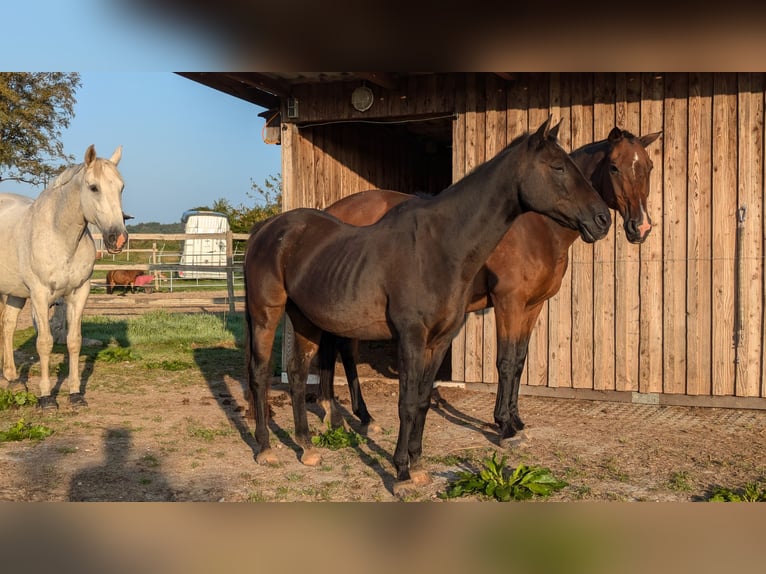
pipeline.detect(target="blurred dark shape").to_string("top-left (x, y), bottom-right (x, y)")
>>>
top-left (116, 1), bottom-right (766, 68)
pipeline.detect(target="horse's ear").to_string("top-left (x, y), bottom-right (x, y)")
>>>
top-left (608, 127), bottom-right (623, 142)
top-left (84, 145), bottom-right (97, 166)
top-left (530, 115), bottom-right (553, 148)
top-left (549, 119), bottom-right (562, 140)
top-left (639, 131), bottom-right (662, 148)
top-left (109, 145), bottom-right (123, 165)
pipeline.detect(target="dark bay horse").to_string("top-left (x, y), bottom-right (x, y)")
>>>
top-left (243, 117), bottom-right (612, 493)
top-left (318, 127), bottom-right (661, 445)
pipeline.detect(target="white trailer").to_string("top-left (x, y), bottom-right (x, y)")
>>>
top-left (178, 210), bottom-right (229, 279)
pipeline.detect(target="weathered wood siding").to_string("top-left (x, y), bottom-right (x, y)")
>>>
top-left (281, 72), bottom-right (766, 404)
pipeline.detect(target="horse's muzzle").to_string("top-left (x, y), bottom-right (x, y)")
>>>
top-left (624, 217), bottom-right (652, 244)
top-left (104, 230), bottom-right (128, 254)
top-left (580, 210), bottom-right (611, 243)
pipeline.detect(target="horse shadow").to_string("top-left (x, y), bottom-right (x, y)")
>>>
top-left (68, 427), bottom-right (175, 501)
top-left (50, 318), bottom-right (131, 401)
top-left (192, 314), bottom-right (398, 489)
top-left (191, 313), bottom-right (259, 457)
top-left (428, 386), bottom-right (500, 445)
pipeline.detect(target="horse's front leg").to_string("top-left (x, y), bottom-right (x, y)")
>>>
top-left (64, 283), bottom-right (91, 406)
top-left (392, 331), bottom-right (428, 495)
top-left (339, 337), bottom-right (374, 427)
top-left (405, 339), bottom-right (452, 485)
top-left (28, 291), bottom-right (57, 409)
top-left (0, 296), bottom-right (25, 385)
top-left (317, 331), bottom-right (344, 428)
top-left (493, 299), bottom-right (542, 446)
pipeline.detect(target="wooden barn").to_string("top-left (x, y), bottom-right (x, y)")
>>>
top-left (182, 72), bottom-right (766, 410)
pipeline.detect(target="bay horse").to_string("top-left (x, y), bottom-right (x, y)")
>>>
top-left (106, 269), bottom-right (149, 294)
top-left (0, 145), bottom-right (128, 409)
top-left (243, 117), bottom-right (612, 493)
top-left (318, 127), bottom-right (662, 445)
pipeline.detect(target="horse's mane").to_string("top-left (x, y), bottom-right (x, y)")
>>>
top-left (49, 164), bottom-right (83, 190)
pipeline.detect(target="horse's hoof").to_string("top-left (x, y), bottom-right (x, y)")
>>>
top-left (38, 396), bottom-right (59, 410)
top-left (68, 393), bottom-right (88, 407)
top-left (300, 449), bottom-right (322, 467)
top-left (499, 430), bottom-right (529, 449)
top-left (392, 478), bottom-right (424, 498)
top-left (409, 469), bottom-right (432, 486)
top-left (7, 381), bottom-right (27, 393)
top-left (256, 449), bottom-right (279, 466)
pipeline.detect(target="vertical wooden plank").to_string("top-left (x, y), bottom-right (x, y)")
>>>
top-left (451, 74), bottom-right (468, 383)
top-left (462, 73), bottom-right (486, 383)
top-left (614, 72), bottom-right (642, 392)
top-left (686, 72), bottom-right (714, 396)
top-left (736, 73), bottom-right (764, 397)
top-left (525, 73), bottom-right (552, 388)
top-left (570, 73), bottom-right (595, 389)
top-left (547, 73), bottom-right (574, 388)
top-left (482, 73), bottom-right (506, 384)
top-left (504, 75), bottom-right (531, 384)
top-left (280, 123), bottom-right (296, 212)
top-left (662, 73), bottom-right (688, 394)
top-left (592, 73), bottom-right (617, 391)
top-left (711, 72), bottom-right (738, 396)
top-left (639, 73), bottom-right (665, 394)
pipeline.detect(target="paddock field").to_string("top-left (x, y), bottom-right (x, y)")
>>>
top-left (1, 304), bottom-right (765, 502)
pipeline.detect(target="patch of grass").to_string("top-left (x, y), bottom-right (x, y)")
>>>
top-left (668, 470), bottom-right (693, 492)
top-left (311, 424), bottom-right (367, 450)
top-left (0, 389), bottom-right (38, 410)
top-left (186, 419), bottom-right (234, 442)
top-left (441, 452), bottom-right (567, 502)
top-left (708, 482), bottom-right (766, 502)
top-left (144, 359), bottom-right (193, 371)
top-left (0, 419), bottom-right (54, 442)
top-left (97, 346), bottom-right (140, 363)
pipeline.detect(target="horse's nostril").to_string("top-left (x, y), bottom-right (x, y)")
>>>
top-left (596, 213), bottom-right (610, 229)
top-left (626, 219), bottom-right (638, 234)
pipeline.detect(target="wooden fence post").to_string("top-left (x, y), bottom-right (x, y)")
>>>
top-left (226, 230), bottom-right (235, 314)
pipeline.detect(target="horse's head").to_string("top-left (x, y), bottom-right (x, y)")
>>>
top-left (518, 116), bottom-right (611, 243)
top-left (597, 127), bottom-right (661, 243)
top-left (80, 145), bottom-right (128, 254)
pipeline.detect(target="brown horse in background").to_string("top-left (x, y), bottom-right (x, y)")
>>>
top-left (243, 117), bottom-right (611, 493)
top-left (318, 127), bottom-right (661, 446)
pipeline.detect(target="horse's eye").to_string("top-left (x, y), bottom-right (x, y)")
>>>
top-left (609, 164), bottom-right (619, 174)
top-left (552, 164), bottom-right (565, 173)
top-left (89, 184), bottom-right (99, 192)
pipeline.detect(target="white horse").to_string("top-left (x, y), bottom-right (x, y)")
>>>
top-left (0, 145), bottom-right (128, 408)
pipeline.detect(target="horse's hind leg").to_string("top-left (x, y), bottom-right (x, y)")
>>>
top-left (286, 309), bottom-right (322, 467)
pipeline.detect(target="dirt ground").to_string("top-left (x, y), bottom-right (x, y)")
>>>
top-left (1, 329), bottom-right (765, 502)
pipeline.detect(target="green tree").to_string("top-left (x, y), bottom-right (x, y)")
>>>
top-left (205, 174), bottom-right (282, 233)
top-left (0, 72), bottom-right (81, 186)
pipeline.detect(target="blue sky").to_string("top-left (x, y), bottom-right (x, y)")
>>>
top-left (0, 3), bottom-right (283, 223)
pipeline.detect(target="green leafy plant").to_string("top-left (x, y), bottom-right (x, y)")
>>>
top-left (311, 424), bottom-right (367, 450)
top-left (441, 452), bottom-right (567, 501)
top-left (0, 419), bottom-right (54, 442)
top-left (709, 483), bottom-right (766, 502)
top-left (97, 346), bottom-right (140, 363)
top-left (0, 389), bottom-right (38, 410)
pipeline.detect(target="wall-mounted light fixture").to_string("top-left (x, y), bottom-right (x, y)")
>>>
top-left (351, 85), bottom-right (374, 112)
